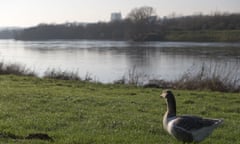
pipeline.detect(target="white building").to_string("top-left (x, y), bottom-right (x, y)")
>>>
top-left (111, 13), bottom-right (122, 22)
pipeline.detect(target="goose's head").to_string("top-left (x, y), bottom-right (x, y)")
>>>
top-left (160, 90), bottom-right (174, 99)
top-left (160, 90), bottom-right (177, 115)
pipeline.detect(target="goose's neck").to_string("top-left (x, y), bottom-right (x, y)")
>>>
top-left (165, 96), bottom-right (176, 117)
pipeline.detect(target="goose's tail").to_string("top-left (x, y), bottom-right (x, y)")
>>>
top-left (214, 119), bottom-right (224, 127)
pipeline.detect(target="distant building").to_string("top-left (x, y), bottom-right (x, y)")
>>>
top-left (111, 12), bottom-right (122, 22)
top-left (148, 16), bottom-right (158, 23)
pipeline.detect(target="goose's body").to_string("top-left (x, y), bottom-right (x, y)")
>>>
top-left (161, 90), bottom-right (223, 143)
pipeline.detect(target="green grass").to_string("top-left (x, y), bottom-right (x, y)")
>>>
top-left (0, 75), bottom-right (239, 144)
top-left (165, 30), bottom-right (240, 42)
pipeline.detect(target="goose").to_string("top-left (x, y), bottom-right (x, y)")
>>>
top-left (160, 90), bottom-right (223, 143)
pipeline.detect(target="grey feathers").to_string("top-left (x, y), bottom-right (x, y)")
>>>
top-left (173, 116), bottom-right (219, 131)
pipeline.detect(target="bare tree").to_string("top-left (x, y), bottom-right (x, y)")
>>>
top-left (126, 6), bottom-right (159, 41)
top-left (127, 6), bottom-right (156, 23)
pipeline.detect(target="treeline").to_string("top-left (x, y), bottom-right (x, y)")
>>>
top-left (161, 13), bottom-right (240, 31)
top-left (15, 22), bottom-right (129, 40)
top-left (0, 29), bottom-right (20, 39)
top-left (14, 7), bottom-right (240, 41)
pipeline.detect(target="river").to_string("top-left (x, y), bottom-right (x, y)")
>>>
top-left (0, 40), bottom-right (240, 83)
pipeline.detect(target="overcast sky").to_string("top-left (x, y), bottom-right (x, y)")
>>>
top-left (0, 0), bottom-right (239, 27)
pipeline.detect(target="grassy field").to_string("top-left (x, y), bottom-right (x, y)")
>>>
top-left (0, 75), bottom-right (239, 144)
top-left (165, 30), bottom-right (240, 42)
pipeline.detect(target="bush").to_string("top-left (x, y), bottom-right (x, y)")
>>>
top-left (0, 62), bottom-right (35, 76)
top-left (173, 63), bottom-right (240, 92)
top-left (43, 68), bottom-right (81, 81)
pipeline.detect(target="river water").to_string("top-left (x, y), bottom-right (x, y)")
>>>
top-left (0, 40), bottom-right (240, 83)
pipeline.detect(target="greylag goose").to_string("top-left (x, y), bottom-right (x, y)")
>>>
top-left (161, 90), bottom-right (223, 143)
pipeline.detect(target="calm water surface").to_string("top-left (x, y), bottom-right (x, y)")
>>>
top-left (0, 40), bottom-right (240, 83)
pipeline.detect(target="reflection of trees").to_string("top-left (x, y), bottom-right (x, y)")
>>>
top-left (92, 42), bottom-right (240, 81)
top-left (19, 40), bottom-right (240, 81)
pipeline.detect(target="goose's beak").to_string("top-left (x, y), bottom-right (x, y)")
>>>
top-left (160, 92), bottom-right (166, 98)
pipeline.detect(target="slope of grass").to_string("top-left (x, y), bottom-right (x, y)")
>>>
top-left (0, 75), bottom-right (239, 144)
top-left (165, 30), bottom-right (240, 42)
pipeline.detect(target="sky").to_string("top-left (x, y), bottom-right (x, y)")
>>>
top-left (0, 0), bottom-right (239, 27)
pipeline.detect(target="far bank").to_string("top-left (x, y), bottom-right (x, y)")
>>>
top-left (163, 30), bottom-right (240, 42)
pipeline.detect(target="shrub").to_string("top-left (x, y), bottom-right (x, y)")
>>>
top-left (43, 68), bottom-right (81, 81)
top-left (173, 63), bottom-right (240, 92)
top-left (0, 62), bottom-right (36, 76)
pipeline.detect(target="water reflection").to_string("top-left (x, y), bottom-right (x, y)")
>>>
top-left (0, 40), bottom-right (239, 82)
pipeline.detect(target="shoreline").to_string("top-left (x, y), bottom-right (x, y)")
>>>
top-left (0, 61), bottom-right (239, 92)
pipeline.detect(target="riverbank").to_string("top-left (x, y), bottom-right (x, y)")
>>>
top-left (13, 29), bottom-right (240, 42)
top-left (0, 75), bottom-right (239, 143)
top-left (163, 30), bottom-right (240, 42)
top-left (1, 62), bottom-right (240, 92)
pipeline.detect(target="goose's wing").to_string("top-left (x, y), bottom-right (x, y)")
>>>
top-left (170, 115), bottom-right (217, 143)
top-left (173, 115), bottom-right (217, 131)
top-left (171, 124), bottom-right (194, 143)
